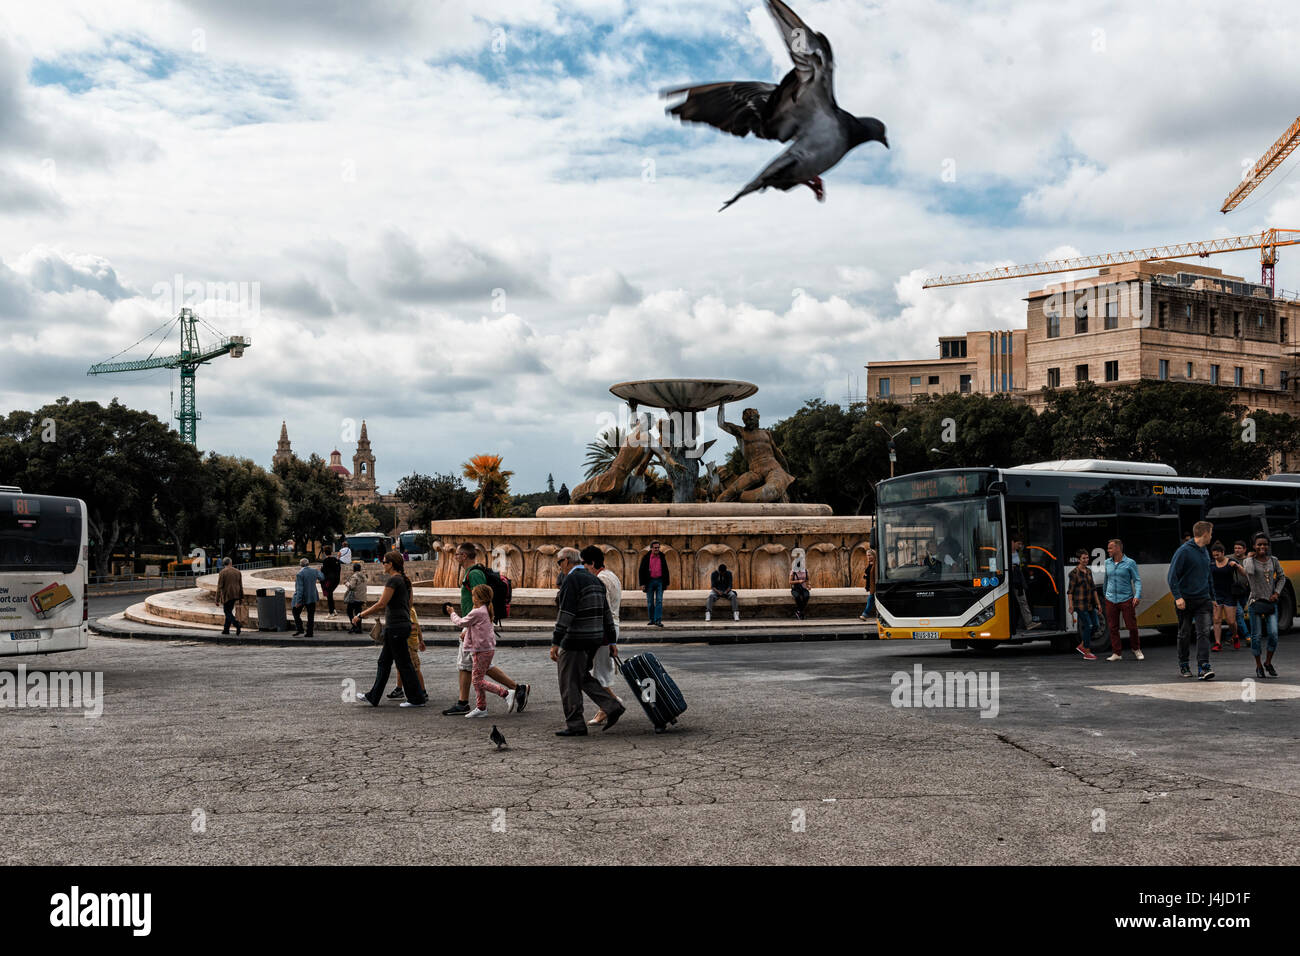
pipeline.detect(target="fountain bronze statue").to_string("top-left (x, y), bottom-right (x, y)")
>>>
top-left (715, 404), bottom-right (795, 503)
top-left (571, 417), bottom-right (681, 504)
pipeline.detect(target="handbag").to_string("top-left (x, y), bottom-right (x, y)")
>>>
top-left (234, 602), bottom-right (249, 625)
top-left (1251, 598), bottom-right (1276, 617)
top-left (369, 618), bottom-right (384, 642)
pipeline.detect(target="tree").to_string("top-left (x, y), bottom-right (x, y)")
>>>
top-left (368, 503), bottom-right (398, 534)
top-left (0, 398), bottom-right (204, 575)
top-left (547, 473), bottom-right (555, 494)
top-left (583, 427), bottom-right (626, 480)
top-left (345, 504), bottom-right (380, 532)
top-left (395, 472), bottom-right (476, 524)
top-left (462, 454), bottom-right (514, 517)
top-left (186, 454), bottom-right (284, 558)
top-left (273, 454), bottom-right (348, 556)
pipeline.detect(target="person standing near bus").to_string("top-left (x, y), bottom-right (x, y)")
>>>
top-left (859, 546), bottom-right (878, 622)
top-left (1209, 541), bottom-right (1246, 652)
top-left (1103, 538), bottom-right (1142, 661)
top-left (1232, 540), bottom-right (1252, 648)
top-left (1067, 550), bottom-right (1100, 660)
top-left (1009, 534), bottom-right (1039, 634)
top-left (1242, 535), bottom-right (1286, 679)
top-left (1168, 521), bottom-right (1216, 680)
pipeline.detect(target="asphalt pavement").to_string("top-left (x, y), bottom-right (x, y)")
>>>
top-left (2, 606), bottom-right (1296, 865)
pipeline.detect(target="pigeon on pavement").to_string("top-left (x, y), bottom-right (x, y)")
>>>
top-left (663, 0), bottom-right (888, 210)
top-left (490, 725), bottom-right (508, 751)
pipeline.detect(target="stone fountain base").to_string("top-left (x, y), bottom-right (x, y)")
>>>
top-left (425, 503), bottom-right (875, 605)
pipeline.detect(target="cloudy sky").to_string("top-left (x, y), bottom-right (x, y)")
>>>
top-left (4, 0), bottom-right (1300, 492)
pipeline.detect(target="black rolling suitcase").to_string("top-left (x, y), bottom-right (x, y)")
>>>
top-left (619, 651), bottom-right (687, 733)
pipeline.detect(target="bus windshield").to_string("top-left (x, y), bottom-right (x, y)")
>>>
top-left (0, 496), bottom-right (82, 573)
top-left (878, 496), bottom-right (1003, 584)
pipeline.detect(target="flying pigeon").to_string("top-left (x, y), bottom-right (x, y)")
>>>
top-left (490, 725), bottom-right (508, 751)
top-left (663, 0), bottom-right (888, 211)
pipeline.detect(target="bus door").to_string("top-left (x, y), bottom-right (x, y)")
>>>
top-left (1007, 499), bottom-right (1064, 631)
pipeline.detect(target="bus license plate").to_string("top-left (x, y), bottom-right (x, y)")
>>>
top-left (913, 631), bottom-right (941, 640)
top-left (10, 630), bottom-right (41, 641)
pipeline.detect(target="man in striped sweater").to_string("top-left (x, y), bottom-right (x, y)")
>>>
top-left (550, 547), bottom-right (625, 736)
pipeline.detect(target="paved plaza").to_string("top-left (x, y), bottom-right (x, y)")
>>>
top-left (2, 602), bottom-right (1296, 866)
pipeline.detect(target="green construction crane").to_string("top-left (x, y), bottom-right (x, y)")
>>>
top-left (87, 308), bottom-right (250, 446)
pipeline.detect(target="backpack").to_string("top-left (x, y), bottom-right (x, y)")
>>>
top-left (470, 564), bottom-right (512, 623)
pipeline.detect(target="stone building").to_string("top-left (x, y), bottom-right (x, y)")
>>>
top-left (867, 329), bottom-right (1027, 403)
top-left (272, 420), bottom-right (411, 531)
top-left (868, 261), bottom-right (1300, 414)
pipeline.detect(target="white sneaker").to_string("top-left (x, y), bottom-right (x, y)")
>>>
top-left (505, 688), bottom-right (517, 713)
top-left (1106, 653), bottom-right (1122, 662)
top-left (705, 612), bottom-right (711, 622)
top-left (858, 614), bottom-right (868, 622)
top-left (733, 611), bottom-right (740, 621)
top-left (1134, 650), bottom-right (1145, 661)
top-left (399, 699), bottom-right (426, 708)
top-left (355, 693), bottom-right (373, 705)
top-left (465, 707), bottom-right (489, 718)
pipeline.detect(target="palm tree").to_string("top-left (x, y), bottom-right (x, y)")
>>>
top-left (582, 426), bottom-right (625, 480)
top-left (462, 453), bottom-right (514, 517)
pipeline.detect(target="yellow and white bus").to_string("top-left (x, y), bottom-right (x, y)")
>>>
top-left (874, 461), bottom-right (1299, 649)
top-left (0, 487), bottom-right (90, 656)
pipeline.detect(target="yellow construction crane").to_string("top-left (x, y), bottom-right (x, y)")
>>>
top-left (1221, 117), bottom-right (1300, 213)
top-left (923, 228), bottom-right (1300, 291)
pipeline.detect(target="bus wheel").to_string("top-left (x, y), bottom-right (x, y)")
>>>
top-left (950, 640), bottom-right (969, 650)
top-left (1279, 589), bottom-right (1295, 634)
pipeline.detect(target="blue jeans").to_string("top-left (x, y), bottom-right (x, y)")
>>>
top-left (1252, 608), bottom-right (1279, 656)
top-left (1075, 608), bottom-right (1100, 647)
top-left (1236, 602), bottom-right (1249, 643)
top-left (645, 579), bottom-right (664, 624)
top-left (862, 593), bottom-right (876, 617)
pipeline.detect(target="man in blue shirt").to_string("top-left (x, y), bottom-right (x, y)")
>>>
top-left (1103, 538), bottom-right (1143, 661)
top-left (1167, 521), bottom-right (1217, 680)
top-left (292, 558), bottom-right (325, 637)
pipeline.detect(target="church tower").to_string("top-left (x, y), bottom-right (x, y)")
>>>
top-left (352, 420), bottom-right (376, 499)
top-left (273, 421), bottom-right (293, 469)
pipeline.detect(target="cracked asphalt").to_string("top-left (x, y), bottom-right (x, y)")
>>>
top-left (2, 621), bottom-right (1297, 865)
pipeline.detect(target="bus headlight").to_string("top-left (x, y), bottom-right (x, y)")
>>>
top-left (965, 605), bottom-right (995, 627)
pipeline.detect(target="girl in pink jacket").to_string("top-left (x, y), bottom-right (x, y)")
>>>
top-left (448, 584), bottom-right (509, 717)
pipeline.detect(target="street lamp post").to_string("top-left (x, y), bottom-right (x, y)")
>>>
top-left (875, 421), bottom-right (908, 478)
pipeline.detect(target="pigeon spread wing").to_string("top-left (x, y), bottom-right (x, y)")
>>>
top-left (662, 81), bottom-right (782, 140)
top-left (766, 0), bottom-right (835, 101)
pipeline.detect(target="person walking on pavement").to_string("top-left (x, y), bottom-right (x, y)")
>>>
top-left (216, 556), bottom-right (244, 635)
top-left (581, 545), bottom-right (624, 726)
top-left (552, 548), bottom-right (625, 736)
top-left (1169, 521), bottom-right (1216, 680)
top-left (320, 545), bottom-right (342, 617)
top-left (639, 540), bottom-right (668, 626)
top-left (447, 584), bottom-right (513, 717)
top-left (1067, 549), bottom-right (1100, 660)
top-left (440, 543), bottom-right (528, 715)
top-left (343, 562), bottom-right (366, 633)
top-left (292, 557), bottom-right (325, 637)
top-left (1209, 541), bottom-right (1247, 652)
top-left (1232, 540), bottom-right (1253, 648)
top-left (858, 546), bottom-right (877, 622)
top-left (705, 563), bottom-right (740, 622)
top-left (1103, 538), bottom-right (1143, 661)
top-left (1243, 535), bottom-right (1287, 679)
top-left (352, 551), bottom-right (427, 707)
